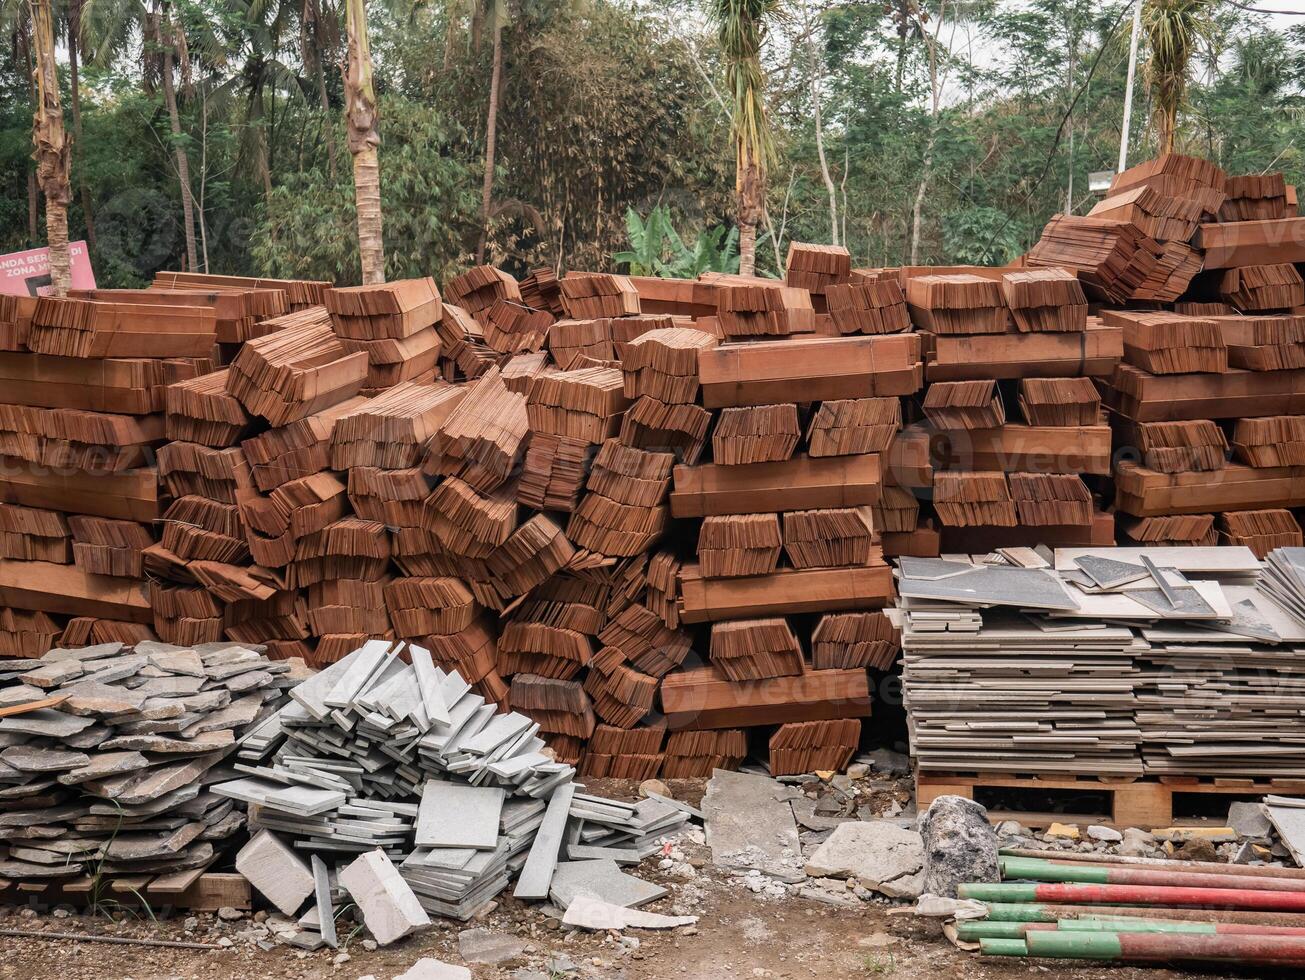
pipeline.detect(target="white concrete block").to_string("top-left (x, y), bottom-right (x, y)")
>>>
top-left (234, 828), bottom-right (315, 916)
top-left (339, 848), bottom-right (430, 946)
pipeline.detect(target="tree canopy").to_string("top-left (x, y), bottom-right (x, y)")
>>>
top-left (4, 0), bottom-right (1305, 286)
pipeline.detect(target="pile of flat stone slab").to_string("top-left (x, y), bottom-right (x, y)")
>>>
top-left (0, 640), bottom-right (298, 881)
top-left (215, 640), bottom-right (690, 937)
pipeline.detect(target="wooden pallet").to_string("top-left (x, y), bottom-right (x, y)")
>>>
top-left (0, 871), bottom-right (249, 912)
top-left (918, 771), bottom-right (1305, 830)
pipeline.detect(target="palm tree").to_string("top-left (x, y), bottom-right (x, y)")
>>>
top-left (1143, 0), bottom-right (1215, 155)
top-left (710, 0), bottom-right (778, 277)
top-left (29, 0), bottom-right (71, 294)
top-left (344, 0), bottom-right (383, 283)
top-left (475, 0), bottom-right (506, 264)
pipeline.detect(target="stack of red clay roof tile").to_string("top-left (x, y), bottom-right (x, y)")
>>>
top-left (1087, 185), bottom-right (1204, 242)
top-left (921, 380), bottom-right (1005, 429)
top-left (1025, 214), bottom-right (1163, 304)
top-left (824, 279), bottom-right (912, 335)
top-left (811, 611), bottom-right (898, 671)
top-left (769, 719), bottom-right (861, 776)
top-left (1107, 152), bottom-right (1228, 215)
top-left (1105, 309), bottom-right (1228, 375)
top-left (559, 273), bottom-right (641, 319)
top-left (1130, 419), bottom-right (1228, 473)
top-left (1018, 377), bottom-right (1100, 426)
top-left (660, 729), bottom-right (747, 778)
top-left (445, 264), bottom-right (521, 320)
top-left (712, 404), bottom-right (801, 465)
top-left (1219, 264), bottom-right (1305, 312)
top-left (785, 242), bottom-right (852, 295)
top-left (1218, 508), bottom-right (1303, 557)
top-left (715, 277), bottom-right (817, 338)
top-left (1220, 173), bottom-right (1291, 221)
top-left (1210, 313), bottom-right (1305, 371)
top-left (905, 274), bottom-right (1008, 334)
top-left (1232, 416), bottom-right (1305, 467)
top-left (1001, 269), bottom-right (1087, 333)
top-left (580, 725), bottom-right (665, 779)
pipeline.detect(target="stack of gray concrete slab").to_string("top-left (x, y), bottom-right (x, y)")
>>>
top-left (0, 640), bottom-right (298, 880)
top-left (564, 793), bottom-right (691, 864)
top-left (896, 547), bottom-right (1305, 779)
top-left (215, 640), bottom-right (587, 922)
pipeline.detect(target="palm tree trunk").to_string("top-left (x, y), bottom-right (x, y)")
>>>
top-left (737, 147), bottom-right (763, 277)
top-left (738, 222), bottom-right (756, 278)
top-left (158, 4), bottom-right (198, 270)
top-left (29, 0), bottom-right (71, 294)
top-left (66, 0), bottom-right (96, 251)
top-left (476, 19), bottom-right (503, 265)
top-left (345, 0), bottom-right (384, 284)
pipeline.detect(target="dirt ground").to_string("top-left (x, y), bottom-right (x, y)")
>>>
top-left (0, 878), bottom-right (1219, 980)
top-left (0, 779), bottom-right (1231, 980)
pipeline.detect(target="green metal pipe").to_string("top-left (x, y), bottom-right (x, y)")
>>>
top-left (960, 880), bottom-right (1305, 911)
top-left (983, 901), bottom-right (1305, 927)
top-left (1027, 930), bottom-right (1305, 965)
top-left (1000, 855), bottom-right (1305, 894)
top-left (978, 938), bottom-right (1028, 957)
top-left (955, 921), bottom-right (1050, 941)
top-left (1000, 847), bottom-right (1305, 881)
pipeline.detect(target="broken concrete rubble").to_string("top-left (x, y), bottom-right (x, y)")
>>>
top-left (804, 820), bottom-right (925, 899)
top-left (703, 769), bottom-right (804, 883)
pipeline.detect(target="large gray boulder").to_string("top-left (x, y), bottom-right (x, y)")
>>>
top-left (917, 795), bottom-right (998, 897)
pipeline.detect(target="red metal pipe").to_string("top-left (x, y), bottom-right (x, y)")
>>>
top-left (962, 881), bottom-right (1305, 912)
top-left (1000, 847), bottom-right (1305, 881)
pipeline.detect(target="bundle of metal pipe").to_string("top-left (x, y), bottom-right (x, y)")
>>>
top-left (961, 849), bottom-right (1305, 966)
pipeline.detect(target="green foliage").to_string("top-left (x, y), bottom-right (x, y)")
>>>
top-left (942, 206), bottom-right (1022, 267)
top-left (2, 0), bottom-right (1305, 287)
top-left (614, 206), bottom-right (739, 278)
top-left (251, 96), bottom-right (477, 285)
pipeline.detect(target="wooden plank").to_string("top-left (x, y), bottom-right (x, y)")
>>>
top-left (1114, 461), bottom-right (1305, 516)
top-left (679, 562), bottom-right (895, 623)
top-left (927, 422), bottom-right (1112, 475)
top-left (670, 453), bottom-right (881, 518)
top-left (174, 873), bottom-right (251, 911)
top-left (108, 875), bottom-right (153, 895)
top-left (1195, 217), bottom-right (1305, 268)
top-left (698, 334), bottom-right (922, 408)
top-left (0, 353), bottom-right (166, 414)
top-left (0, 560), bottom-right (152, 623)
top-left (886, 430), bottom-right (933, 488)
top-left (660, 667), bottom-right (871, 731)
top-left (147, 865), bottom-right (211, 897)
top-left (0, 457), bottom-right (161, 522)
top-left (923, 324), bottom-right (1122, 382)
top-left (1102, 365), bottom-right (1305, 421)
top-left (917, 773), bottom-right (1305, 830)
top-left (881, 526), bottom-right (941, 558)
top-left (61, 877), bottom-right (97, 895)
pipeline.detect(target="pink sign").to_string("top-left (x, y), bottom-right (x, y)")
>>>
top-left (0, 241), bottom-right (96, 297)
